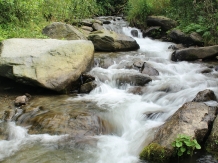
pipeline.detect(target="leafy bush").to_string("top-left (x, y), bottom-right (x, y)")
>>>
top-left (172, 134), bottom-right (201, 157)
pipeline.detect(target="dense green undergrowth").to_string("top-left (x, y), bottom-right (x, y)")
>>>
top-left (0, 0), bottom-right (217, 45)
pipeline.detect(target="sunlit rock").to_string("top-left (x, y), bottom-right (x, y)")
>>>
top-left (0, 38), bottom-right (94, 92)
top-left (140, 102), bottom-right (218, 162)
top-left (192, 89), bottom-right (217, 102)
top-left (88, 29), bottom-right (140, 52)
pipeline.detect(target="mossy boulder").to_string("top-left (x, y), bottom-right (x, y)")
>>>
top-left (140, 143), bottom-right (172, 163)
top-left (140, 101), bottom-right (218, 163)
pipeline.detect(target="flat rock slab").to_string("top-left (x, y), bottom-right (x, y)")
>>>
top-left (0, 38), bottom-right (94, 92)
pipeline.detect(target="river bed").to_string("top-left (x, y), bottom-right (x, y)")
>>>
top-left (0, 23), bottom-right (218, 163)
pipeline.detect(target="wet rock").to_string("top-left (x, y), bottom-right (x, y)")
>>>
top-left (206, 116), bottom-right (218, 156)
top-left (171, 45), bottom-right (218, 61)
top-left (18, 109), bottom-right (107, 139)
top-left (133, 61), bottom-right (144, 69)
top-left (14, 93), bottom-right (31, 107)
top-left (81, 26), bottom-right (93, 32)
top-left (168, 44), bottom-right (184, 50)
top-left (200, 68), bottom-right (212, 74)
top-left (6, 96), bottom-right (113, 140)
top-left (92, 23), bottom-right (104, 31)
top-left (141, 62), bottom-right (159, 76)
top-left (2, 109), bottom-right (15, 121)
top-left (140, 102), bottom-right (218, 162)
top-left (147, 16), bottom-right (177, 31)
top-left (80, 81), bottom-right (97, 93)
top-left (113, 73), bottom-right (152, 86)
top-left (0, 38), bottom-right (94, 92)
top-left (88, 29), bottom-right (139, 52)
top-left (192, 89), bottom-right (217, 102)
top-left (168, 29), bottom-right (204, 46)
top-left (42, 22), bottom-right (87, 40)
top-left (131, 30), bottom-right (138, 37)
top-left (102, 20), bottom-right (111, 24)
top-left (143, 26), bottom-right (162, 39)
top-left (127, 86), bottom-right (147, 95)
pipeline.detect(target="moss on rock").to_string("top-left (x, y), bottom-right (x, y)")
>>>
top-left (139, 143), bottom-right (172, 163)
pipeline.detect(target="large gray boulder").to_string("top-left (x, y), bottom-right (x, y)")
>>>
top-left (0, 38), bottom-right (94, 92)
top-left (171, 45), bottom-right (218, 61)
top-left (168, 29), bottom-right (204, 46)
top-left (88, 29), bottom-right (140, 52)
top-left (42, 22), bottom-right (87, 40)
top-left (147, 16), bottom-right (177, 31)
top-left (140, 102), bottom-right (218, 163)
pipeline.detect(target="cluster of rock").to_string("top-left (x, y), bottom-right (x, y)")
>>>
top-left (0, 18), bottom-right (139, 93)
top-left (1, 94), bottom-right (112, 143)
top-left (139, 89), bottom-right (218, 162)
top-left (134, 15), bottom-right (218, 63)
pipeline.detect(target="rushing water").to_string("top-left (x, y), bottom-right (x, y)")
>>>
top-left (1, 23), bottom-right (218, 163)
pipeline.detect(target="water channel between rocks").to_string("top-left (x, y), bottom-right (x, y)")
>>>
top-left (1, 20), bottom-right (218, 163)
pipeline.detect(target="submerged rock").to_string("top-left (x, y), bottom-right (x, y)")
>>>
top-left (113, 73), bottom-right (152, 86)
top-left (3, 96), bottom-right (113, 142)
top-left (88, 29), bottom-right (139, 52)
top-left (0, 39), bottom-right (94, 92)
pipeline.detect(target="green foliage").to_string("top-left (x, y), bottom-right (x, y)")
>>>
top-left (167, 0), bottom-right (218, 45)
top-left (172, 134), bottom-right (201, 157)
top-left (96, 0), bottom-right (127, 15)
top-left (0, 0), bottom-right (102, 40)
top-left (126, 0), bottom-right (152, 27)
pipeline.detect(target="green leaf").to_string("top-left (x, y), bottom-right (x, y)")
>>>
top-left (187, 149), bottom-right (191, 155)
top-left (195, 144), bottom-right (201, 149)
top-left (178, 150), bottom-right (183, 156)
top-left (176, 141), bottom-right (183, 147)
top-left (180, 147), bottom-right (186, 152)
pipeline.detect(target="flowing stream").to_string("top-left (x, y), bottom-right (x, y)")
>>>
top-left (1, 19), bottom-right (218, 163)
